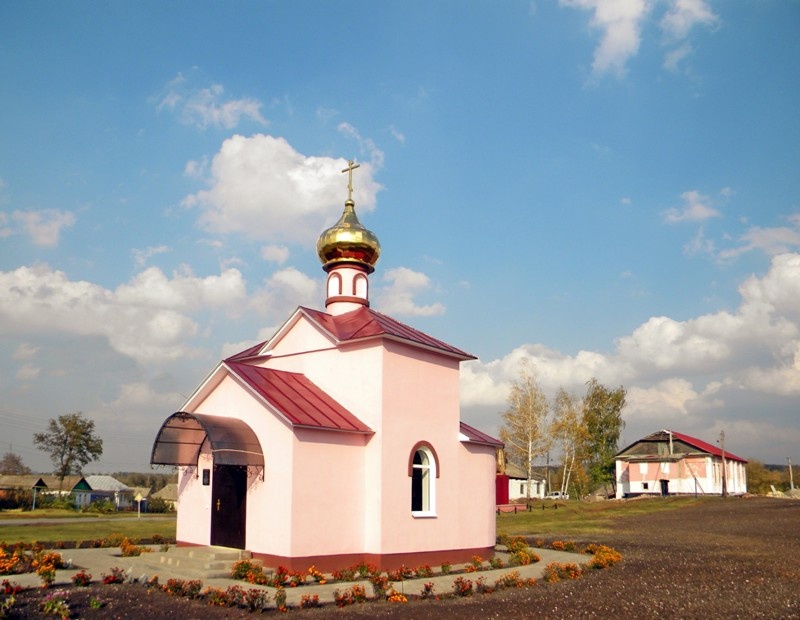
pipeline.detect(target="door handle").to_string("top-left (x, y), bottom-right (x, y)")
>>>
top-left (216, 499), bottom-right (221, 511)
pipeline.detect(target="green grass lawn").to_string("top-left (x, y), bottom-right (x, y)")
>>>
top-left (0, 510), bottom-right (176, 545)
top-left (1, 496), bottom-right (710, 546)
top-left (497, 496), bottom-right (709, 538)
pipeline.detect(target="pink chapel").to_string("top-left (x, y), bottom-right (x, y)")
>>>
top-left (151, 162), bottom-right (503, 571)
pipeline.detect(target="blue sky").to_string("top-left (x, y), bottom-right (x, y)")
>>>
top-left (1, 1), bottom-right (799, 473)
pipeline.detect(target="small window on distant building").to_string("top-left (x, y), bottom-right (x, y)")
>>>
top-left (643, 482), bottom-right (649, 490)
top-left (520, 483), bottom-right (525, 494)
top-left (202, 469), bottom-right (210, 485)
top-left (409, 443), bottom-right (438, 517)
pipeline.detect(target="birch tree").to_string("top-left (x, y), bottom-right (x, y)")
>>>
top-left (550, 388), bottom-right (588, 497)
top-left (499, 364), bottom-right (550, 501)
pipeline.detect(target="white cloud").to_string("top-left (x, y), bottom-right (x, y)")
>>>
top-left (115, 265), bottom-right (247, 311)
top-left (559, 0), bottom-right (649, 77)
top-left (663, 190), bottom-right (721, 223)
top-left (261, 244), bottom-right (290, 264)
top-left (11, 209), bottom-right (76, 247)
top-left (0, 212), bottom-right (11, 239)
top-left (388, 125), bottom-right (406, 144)
top-left (663, 41), bottom-right (692, 72)
top-left (156, 73), bottom-right (267, 130)
top-left (183, 134), bottom-right (383, 244)
top-left (562, 0), bottom-right (718, 77)
top-left (249, 267), bottom-right (320, 319)
top-left (337, 122), bottom-right (386, 169)
top-left (684, 226), bottom-right (715, 257)
top-left (718, 215), bottom-right (800, 261)
top-left (0, 264), bottom-right (252, 364)
top-left (374, 267), bottom-right (446, 317)
top-left (12, 343), bottom-right (39, 360)
top-left (16, 363), bottom-right (40, 381)
top-left (660, 0), bottom-right (718, 71)
top-left (460, 253), bottom-right (800, 428)
top-left (132, 245), bottom-right (170, 268)
top-left (660, 0), bottom-right (718, 41)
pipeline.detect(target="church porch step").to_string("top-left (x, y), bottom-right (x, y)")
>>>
top-left (130, 545), bottom-right (262, 580)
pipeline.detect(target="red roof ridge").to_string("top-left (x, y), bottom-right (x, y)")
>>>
top-left (298, 305), bottom-right (476, 360)
top-left (665, 429), bottom-right (747, 463)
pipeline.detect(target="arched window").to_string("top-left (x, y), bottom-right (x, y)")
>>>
top-left (409, 443), bottom-right (438, 516)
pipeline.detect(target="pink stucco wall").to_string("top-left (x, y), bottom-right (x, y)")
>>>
top-left (175, 311), bottom-right (497, 567)
top-left (616, 455), bottom-right (748, 498)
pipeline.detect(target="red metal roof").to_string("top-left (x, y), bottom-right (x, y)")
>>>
top-left (300, 306), bottom-right (476, 360)
top-left (226, 361), bottom-right (372, 434)
top-left (667, 430), bottom-right (747, 463)
top-left (619, 429), bottom-right (747, 463)
top-left (460, 421), bottom-right (503, 448)
top-left (225, 306), bottom-right (476, 362)
top-left (226, 340), bottom-right (267, 361)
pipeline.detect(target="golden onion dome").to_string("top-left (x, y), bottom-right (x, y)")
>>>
top-left (316, 198), bottom-right (381, 273)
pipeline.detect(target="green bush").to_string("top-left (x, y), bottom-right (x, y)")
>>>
top-left (37, 494), bottom-right (76, 511)
top-left (146, 497), bottom-right (172, 513)
top-left (82, 499), bottom-right (115, 514)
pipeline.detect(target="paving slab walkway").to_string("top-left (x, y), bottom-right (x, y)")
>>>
top-left (6, 544), bottom-right (588, 606)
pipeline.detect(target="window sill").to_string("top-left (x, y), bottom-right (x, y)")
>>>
top-left (411, 511), bottom-right (437, 519)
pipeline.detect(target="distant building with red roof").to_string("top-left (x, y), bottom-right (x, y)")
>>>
top-left (151, 164), bottom-right (501, 570)
top-left (615, 429), bottom-right (748, 498)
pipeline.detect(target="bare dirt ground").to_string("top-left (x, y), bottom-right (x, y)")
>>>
top-left (6, 496), bottom-right (800, 619)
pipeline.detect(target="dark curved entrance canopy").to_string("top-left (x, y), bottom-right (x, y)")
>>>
top-left (150, 412), bottom-right (264, 468)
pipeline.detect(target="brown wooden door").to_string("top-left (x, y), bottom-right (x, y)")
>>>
top-left (211, 465), bottom-right (247, 549)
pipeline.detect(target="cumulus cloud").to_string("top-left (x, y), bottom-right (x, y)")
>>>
top-left (663, 190), bottom-right (721, 223)
top-left (461, 253), bottom-right (800, 448)
top-left (374, 267), bottom-right (446, 317)
top-left (0, 264), bottom-right (250, 363)
top-left (249, 267), bottom-right (320, 319)
top-left (10, 209), bottom-right (76, 247)
top-left (156, 73), bottom-right (267, 129)
top-left (261, 244), bottom-right (290, 264)
top-left (183, 134), bottom-right (383, 244)
top-left (559, 0), bottom-right (649, 77)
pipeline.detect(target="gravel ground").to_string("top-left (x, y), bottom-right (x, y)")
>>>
top-left (6, 496), bottom-right (800, 618)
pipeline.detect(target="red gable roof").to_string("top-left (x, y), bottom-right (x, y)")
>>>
top-left (460, 421), bottom-right (503, 448)
top-left (619, 429), bottom-right (747, 463)
top-left (226, 306), bottom-right (476, 362)
top-left (226, 361), bottom-right (372, 434)
top-left (667, 430), bottom-right (747, 463)
top-left (300, 306), bottom-right (476, 360)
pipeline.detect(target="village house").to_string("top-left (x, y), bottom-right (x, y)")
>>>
top-left (496, 462), bottom-right (547, 504)
top-left (151, 163), bottom-right (502, 571)
top-left (615, 429), bottom-right (748, 498)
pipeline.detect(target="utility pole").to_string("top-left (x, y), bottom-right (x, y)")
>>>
top-left (719, 431), bottom-right (727, 498)
top-left (788, 457), bottom-right (795, 491)
top-left (546, 451), bottom-right (550, 495)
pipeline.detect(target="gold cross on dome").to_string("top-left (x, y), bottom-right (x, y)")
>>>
top-left (342, 159), bottom-right (360, 201)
